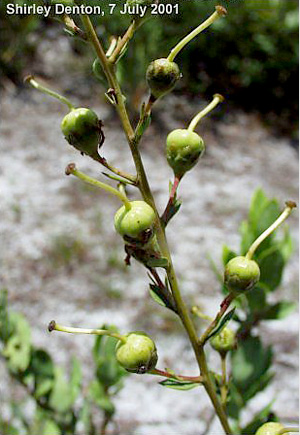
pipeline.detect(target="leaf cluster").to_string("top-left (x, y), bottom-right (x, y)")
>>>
top-left (217, 189), bottom-right (296, 434)
top-left (0, 290), bottom-right (127, 435)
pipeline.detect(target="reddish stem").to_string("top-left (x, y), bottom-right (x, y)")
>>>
top-left (150, 368), bottom-right (203, 383)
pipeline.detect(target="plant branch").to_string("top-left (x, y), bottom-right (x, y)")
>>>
top-left (150, 368), bottom-right (203, 383)
top-left (80, 15), bottom-right (233, 435)
top-left (109, 20), bottom-right (137, 64)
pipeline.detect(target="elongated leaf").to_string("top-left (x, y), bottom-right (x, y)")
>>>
top-left (231, 336), bottom-right (272, 393)
top-left (70, 357), bottom-right (82, 402)
top-left (2, 313), bottom-right (31, 373)
top-left (149, 288), bottom-right (167, 308)
top-left (206, 308), bottom-right (236, 342)
top-left (49, 367), bottom-right (73, 413)
top-left (159, 379), bottom-right (201, 391)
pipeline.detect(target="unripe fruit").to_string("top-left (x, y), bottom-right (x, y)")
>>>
top-left (255, 422), bottom-right (288, 435)
top-left (146, 58), bottom-right (181, 99)
top-left (114, 201), bottom-right (156, 243)
top-left (166, 129), bottom-right (205, 177)
top-left (224, 256), bottom-right (260, 293)
top-left (115, 332), bottom-right (158, 374)
top-left (61, 108), bottom-right (101, 158)
top-left (210, 327), bottom-right (236, 354)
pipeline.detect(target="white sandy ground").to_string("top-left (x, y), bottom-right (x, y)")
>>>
top-left (0, 88), bottom-right (298, 434)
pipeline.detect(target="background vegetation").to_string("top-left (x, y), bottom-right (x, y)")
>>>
top-left (0, 0), bottom-right (298, 135)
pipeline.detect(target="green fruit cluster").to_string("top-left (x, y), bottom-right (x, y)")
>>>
top-left (224, 256), bottom-right (260, 293)
top-left (61, 108), bottom-right (100, 158)
top-left (146, 58), bottom-right (181, 99)
top-left (115, 332), bottom-right (158, 374)
top-left (166, 129), bottom-right (205, 177)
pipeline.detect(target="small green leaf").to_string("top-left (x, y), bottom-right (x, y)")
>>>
top-left (42, 420), bottom-right (61, 435)
top-left (258, 249), bottom-right (285, 291)
top-left (149, 288), bottom-right (167, 308)
top-left (49, 367), bottom-right (73, 413)
top-left (246, 286), bottom-right (267, 312)
top-left (35, 378), bottom-right (53, 399)
top-left (89, 381), bottom-right (115, 415)
top-left (231, 336), bottom-right (272, 393)
top-left (2, 313), bottom-right (31, 373)
top-left (93, 326), bottom-right (127, 388)
top-left (159, 379), bottom-right (201, 391)
top-left (70, 357), bottom-right (82, 401)
top-left (263, 301), bottom-right (296, 320)
top-left (0, 289), bottom-right (13, 342)
top-left (222, 245), bottom-right (237, 266)
top-left (206, 308), bottom-right (236, 342)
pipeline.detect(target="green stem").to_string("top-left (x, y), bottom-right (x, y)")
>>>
top-left (167, 6), bottom-right (227, 62)
top-left (48, 320), bottom-right (127, 344)
top-left (188, 94), bottom-right (224, 132)
top-left (81, 15), bottom-right (232, 435)
top-left (220, 354), bottom-right (228, 407)
top-left (65, 163), bottom-right (131, 210)
top-left (24, 75), bottom-right (75, 111)
top-left (109, 20), bottom-right (137, 63)
top-left (246, 201), bottom-right (297, 260)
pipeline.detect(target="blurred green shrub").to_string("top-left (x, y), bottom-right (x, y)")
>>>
top-left (1, 0), bottom-right (298, 133)
top-left (0, 290), bottom-right (128, 435)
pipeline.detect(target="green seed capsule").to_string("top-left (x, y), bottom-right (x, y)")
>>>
top-left (255, 422), bottom-right (288, 435)
top-left (210, 327), bottom-right (236, 354)
top-left (166, 129), bottom-right (205, 177)
top-left (146, 58), bottom-right (181, 99)
top-left (114, 201), bottom-right (156, 243)
top-left (61, 108), bottom-right (101, 158)
top-left (224, 256), bottom-right (260, 293)
top-left (115, 332), bottom-right (158, 374)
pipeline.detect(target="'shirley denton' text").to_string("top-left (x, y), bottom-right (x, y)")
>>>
top-left (6, 4), bottom-right (108, 17)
